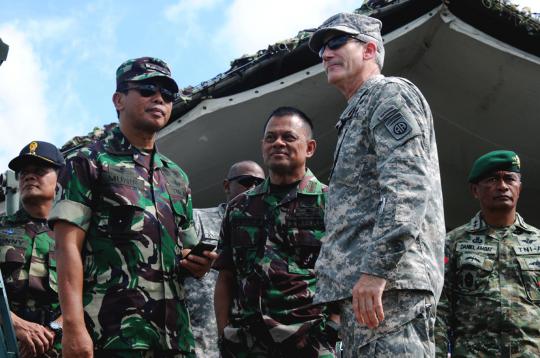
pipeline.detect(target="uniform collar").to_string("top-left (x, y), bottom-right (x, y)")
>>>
top-left (336, 74), bottom-right (385, 131)
top-left (466, 211), bottom-right (535, 234)
top-left (1, 208), bottom-right (31, 225)
top-left (103, 126), bottom-right (167, 169)
top-left (247, 168), bottom-right (325, 207)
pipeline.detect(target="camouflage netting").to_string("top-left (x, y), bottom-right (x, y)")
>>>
top-left (478, 0), bottom-right (540, 33)
top-left (60, 0), bottom-right (538, 148)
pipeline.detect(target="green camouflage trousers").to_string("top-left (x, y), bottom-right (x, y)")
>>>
top-left (219, 323), bottom-right (338, 358)
top-left (94, 350), bottom-right (195, 358)
top-left (339, 290), bottom-right (436, 358)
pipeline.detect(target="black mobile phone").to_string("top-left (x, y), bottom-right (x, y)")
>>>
top-left (184, 242), bottom-right (216, 259)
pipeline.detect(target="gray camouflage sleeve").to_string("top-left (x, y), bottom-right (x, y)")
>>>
top-left (213, 205), bottom-right (234, 270)
top-left (359, 82), bottom-right (431, 278)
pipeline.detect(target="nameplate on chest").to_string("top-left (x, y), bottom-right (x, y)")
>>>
top-left (0, 228), bottom-right (27, 247)
top-left (456, 243), bottom-right (497, 254)
top-left (103, 167), bottom-right (144, 189)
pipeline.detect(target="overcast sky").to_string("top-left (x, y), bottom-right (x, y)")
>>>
top-left (0, 0), bottom-right (538, 171)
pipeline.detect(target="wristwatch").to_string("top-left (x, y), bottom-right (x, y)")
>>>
top-left (49, 320), bottom-right (63, 337)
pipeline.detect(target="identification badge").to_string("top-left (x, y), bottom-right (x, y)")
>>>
top-left (457, 242), bottom-right (497, 254)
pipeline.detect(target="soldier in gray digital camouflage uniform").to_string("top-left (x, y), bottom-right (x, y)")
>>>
top-left (309, 13), bottom-right (445, 357)
top-left (186, 161), bottom-right (264, 358)
top-left (435, 150), bottom-right (540, 357)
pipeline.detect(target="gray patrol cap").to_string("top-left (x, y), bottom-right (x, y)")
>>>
top-left (309, 12), bottom-right (385, 69)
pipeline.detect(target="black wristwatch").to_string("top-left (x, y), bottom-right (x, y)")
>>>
top-left (49, 320), bottom-right (63, 337)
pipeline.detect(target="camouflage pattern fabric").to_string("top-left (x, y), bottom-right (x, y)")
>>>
top-left (315, 74), bottom-right (445, 300)
top-left (339, 291), bottom-right (435, 358)
top-left (95, 349), bottom-right (192, 357)
top-left (0, 209), bottom-right (61, 352)
top-left (314, 74), bottom-right (445, 352)
top-left (435, 212), bottom-right (540, 357)
top-left (49, 126), bottom-right (197, 354)
top-left (185, 204), bottom-right (226, 358)
top-left (215, 169), bottom-right (337, 356)
top-left (60, 122), bottom-right (118, 156)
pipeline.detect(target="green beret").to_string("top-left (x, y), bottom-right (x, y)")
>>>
top-left (468, 150), bottom-right (521, 183)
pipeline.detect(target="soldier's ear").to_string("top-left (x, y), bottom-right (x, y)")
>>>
top-left (305, 139), bottom-right (317, 158)
top-left (223, 179), bottom-right (230, 195)
top-left (470, 183), bottom-right (479, 199)
top-left (112, 92), bottom-right (125, 112)
top-left (363, 42), bottom-right (377, 61)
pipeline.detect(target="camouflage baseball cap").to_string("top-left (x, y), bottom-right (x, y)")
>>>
top-left (8, 141), bottom-right (65, 172)
top-left (468, 150), bottom-right (521, 183)
top-left (309, 12), bottom-right (385, 69)
top-left (116, 57), bottom-right (178, 92)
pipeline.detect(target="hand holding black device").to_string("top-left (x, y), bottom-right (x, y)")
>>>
top-left (184, 242), bottom-right (216, 259)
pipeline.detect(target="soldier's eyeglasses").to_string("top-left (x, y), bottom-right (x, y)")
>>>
top-left (119, 84), bottom-right (178, 103)
top-left (227, 175), bottom-right (264, 188)
top-left (318, 35), bottom-right (361, 58)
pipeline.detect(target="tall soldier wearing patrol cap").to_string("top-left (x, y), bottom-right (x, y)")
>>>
top-left (1, 141), bottom-right (65, 357)
top-left (308, 12), bottom-right (445, 357)
top-left (49, 57), bottom-right (217, 358)
top-left (436, 150), bottom-right (540, 357)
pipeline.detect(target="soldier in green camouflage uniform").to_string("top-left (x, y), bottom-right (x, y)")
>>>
top-left (214, 107), bottom-right (339, 358)
top-left (49, 57), bottom-right (216, 358)
top-left (309, 13), bottom-right (445, 357)
top-left (436, 150), bottom-right (540, 357)
top-left (1, 140), bottom-right (65, 358)
top-left (186, 161), bottom-right (264, 358)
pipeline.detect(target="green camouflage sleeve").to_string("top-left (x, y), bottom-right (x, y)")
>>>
top-left (49, 150), bottom-right (95, 231)
top-left (358, 81), bottom-right (430, 277)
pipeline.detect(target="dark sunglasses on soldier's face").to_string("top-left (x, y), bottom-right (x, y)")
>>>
top-left (119, 84), bottom-right (178, 103)
top-left (318, 35), bottom-right (361, 58)
top-left (227, 175), bottom-right (264, 188)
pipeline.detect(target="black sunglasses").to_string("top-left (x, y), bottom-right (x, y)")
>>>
top-left (318, 35), bottom-right (360, 58)
top-left (119, 84), bottom-right (178, 103)
top-left (227, 175), bottom-right (264, 188)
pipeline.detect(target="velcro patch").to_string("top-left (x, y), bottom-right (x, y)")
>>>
top-left (459, 254), bottom-right (493, 271)
top-left (514, 245), bottom-right (540, 255)
top-left (383, 107), bottom-right (412, 140)
top-left (517, 257), bottom-right (540, 271)
top-left (456, 243), bottom-right (497, 254)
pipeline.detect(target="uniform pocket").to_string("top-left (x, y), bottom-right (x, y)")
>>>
top-left (456, 254), bottom-right (494, 294)
top-left (287, 235), bottom-right (322, 274)
top-left (106, 205), bottom-right (145, 240)
top-left (231, 217), bottom-right (262, 276)
top-left (517, 257), bottom-right (540, 302)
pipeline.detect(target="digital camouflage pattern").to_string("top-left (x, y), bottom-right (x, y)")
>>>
top-left (315, 74), bottom-right (445, 303)
top-left (49, 126), bottom-right (197, 354)
top-left (215, 169), bottom-right (337, 357)
top-left (340, 291), bottom-right (436, 358)
top-left (0, 208), bottom-right (61, 352)
top-left (435, 212), bottom-right (540, 357)
top-left (185, 204), bottom-right (226, 358)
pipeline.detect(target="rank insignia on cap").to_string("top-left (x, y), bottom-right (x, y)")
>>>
top-left (28, 141), bottom-right (38, 155)
top-left (512, 155), bottom-right (520, 169)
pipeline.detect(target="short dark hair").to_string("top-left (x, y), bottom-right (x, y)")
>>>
top-left (263, 106), bottom-right (314, 138)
